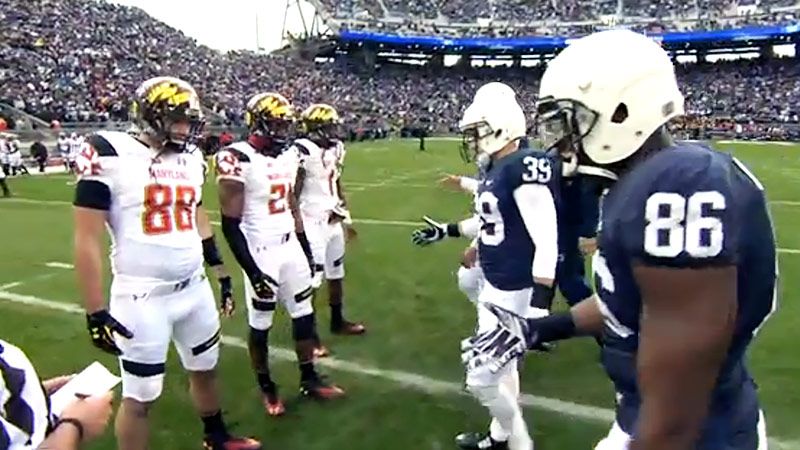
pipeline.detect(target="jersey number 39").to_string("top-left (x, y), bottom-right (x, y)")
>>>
top-left (644, 191), bottom-right (725, 258)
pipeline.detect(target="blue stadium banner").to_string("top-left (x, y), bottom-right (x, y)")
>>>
top-left (340, 23), bottom-right (800, 52)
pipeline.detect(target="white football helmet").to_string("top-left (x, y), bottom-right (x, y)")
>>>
top-left (459, 82), bottom-right (527, 164)
top-left (537, 29), bottom-right (684, 166)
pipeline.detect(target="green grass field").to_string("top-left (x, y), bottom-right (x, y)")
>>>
top-left (0, 138), bottom-right (798, 450)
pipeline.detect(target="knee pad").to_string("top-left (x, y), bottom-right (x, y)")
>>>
top-left (457, 266), bottom-right (482, 304)
top-left (292, 313), bottom-right (316, 341)
top-left (120, 372), bottom-right (165, 403)
top-left (467, 382), bottom-right (502, 406)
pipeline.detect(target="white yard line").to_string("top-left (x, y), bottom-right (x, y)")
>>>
top-left (0, 288), bottom-right (797, 449)
top-left (6, 198), bottom-right (800, 253)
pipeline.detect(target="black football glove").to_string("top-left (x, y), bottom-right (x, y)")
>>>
top-left (248, 271), bottom-right (278, 300)
top-left (412, 216), bottom-right (449, 246)
top-left (218, 276), bottom-right (234, 317)
top-left (86, 310), bottom-right (133, 356)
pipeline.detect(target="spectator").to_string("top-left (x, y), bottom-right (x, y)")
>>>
top-left (30, 140), bottom-right (48, 173)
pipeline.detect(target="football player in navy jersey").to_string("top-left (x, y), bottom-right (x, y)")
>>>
top-left (417, 82), bottom-right (559, 450)
top-left (490, 30), bottom-right (777, 450)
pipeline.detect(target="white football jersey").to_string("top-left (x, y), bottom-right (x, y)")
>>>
top-left (215, 142), bottom-right (297, 242)
top-left (75, 131), bottom-right (206, 281)
top-left (57, 137), bottom-right (70, 153)
top-left (293, 138), bottom-right (344, 217)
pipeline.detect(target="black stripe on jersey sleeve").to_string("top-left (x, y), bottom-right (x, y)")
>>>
top-left (86, 134), bottom-right (118, 157)
top-left (221, 147), bottom-right (250, 162)
top-left (73, 180), bottom-right (111, 210)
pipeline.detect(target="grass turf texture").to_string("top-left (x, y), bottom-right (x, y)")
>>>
top-left (0, 138), bottom-right (798, 450)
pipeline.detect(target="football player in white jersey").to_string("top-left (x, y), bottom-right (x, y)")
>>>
top-left (58, 132), bottom-right (72, 172)
top-left (73, 76), bottom-right (261, 450)
top-left (68, 132), bottom-right (83, 173)
top-left (216, 93), bottom-right (345, 418)
top-left (0, 134), bottom-right (9, 176)
top-left (294, 104), bottom-right (365, 346)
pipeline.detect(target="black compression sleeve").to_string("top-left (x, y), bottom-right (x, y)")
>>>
top-left (202, 235), bottom-right (224, 266)
top-left (220, 215), bottom-right (261, 279)
top-left (446, 223), bottom-right (461, 238)
top-left (73, 180), bottom-right (111, 210)
top-left (528, 312), bottom-right (577, 344)
top-left (296, 231), bottom-right (313, 260)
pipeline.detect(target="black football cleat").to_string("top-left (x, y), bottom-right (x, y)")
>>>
top-left (455, 432), bottom-right (509, 450)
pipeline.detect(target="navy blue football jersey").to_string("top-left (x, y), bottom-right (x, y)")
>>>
top-left (477, 147), bottom-right (561, 291)
top-left (595, 143), bottom-right (777, 447)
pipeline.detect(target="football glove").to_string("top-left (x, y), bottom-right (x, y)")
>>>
top-left (218, 276), bottom-right (235, 317)
top-left (248, 271), bottom-right (278, 300)
top-left (86, 310), bottom-right (133, 356)
top-left (412, 216), bottom-right (456, 246)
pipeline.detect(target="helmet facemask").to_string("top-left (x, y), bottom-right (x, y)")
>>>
top-left (459, 121), bottom-right (497, 166)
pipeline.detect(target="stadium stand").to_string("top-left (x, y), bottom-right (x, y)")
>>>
top-left (0, 0), bottom-right (799, 141)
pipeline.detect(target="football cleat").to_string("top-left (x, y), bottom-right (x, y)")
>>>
top-left (455, 432), bottom-right (509, 450)
top-left (300, 375), bottom-right (345, 400)
top-left (313, 345), bottom-right (330, 358)
top-left (331, 320), bottom-right (366, 335)
top-left (202, 435), bottom-right (262, 450)
top-left (262, 390), bottom-right (286, 417)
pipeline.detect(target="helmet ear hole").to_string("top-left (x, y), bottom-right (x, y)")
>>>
top-left (611, 103), bottom-right (628, 124)
top-left (494, 129), bottom-right (503, 138)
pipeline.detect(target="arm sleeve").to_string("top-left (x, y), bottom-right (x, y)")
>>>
top-left (220, 215), bottom-right (261, 279)
top-left (513, 183), bottom-right (559, 280)
top-left (458, 214), bottom-right (481, 240)
top-left (459, 177), bottom-right (479, 194)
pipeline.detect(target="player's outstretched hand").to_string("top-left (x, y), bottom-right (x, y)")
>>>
top-left (60, 391), bottom-right (115, 443)
top-left (438, 174), bottom-right (463, 192)
top-left (86, 310), bottom-right (133, 356)
top-left (218, 276), bottom-right (235, 317)
top-left (249, 272), bottom-right (277, 300)
top-left (411, 216), bottom-right (447, 246)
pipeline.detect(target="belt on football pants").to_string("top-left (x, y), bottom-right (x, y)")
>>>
top-left (251, 233), bottom-right (292, 251)
top-left (145, 271), bottom-right (207, 297)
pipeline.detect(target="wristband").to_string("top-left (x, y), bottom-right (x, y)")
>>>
top-left (530, 282), bottom-right (555, 310)
top-left (202, 236), bottom-right (224, 266)
top-left (446, 223), bottom-right (461, 238)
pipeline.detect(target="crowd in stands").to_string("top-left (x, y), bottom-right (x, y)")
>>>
top-left (1, 0), bottom-right (799, 141)
top-left (329, 0), bottom-right (800, 34)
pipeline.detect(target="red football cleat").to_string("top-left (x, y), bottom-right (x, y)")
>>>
top-left (202, 435), bottom-right (262, 450)
top-left (300, 376), bottom-right (346, 400)
top-left (262, 391), bottom-right (285, 417)
top-left (313, 345), bottom-right (330, 358)
top-left (332, 320), bottom-right (366, 335)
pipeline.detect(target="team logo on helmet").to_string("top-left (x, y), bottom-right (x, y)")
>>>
top-left (130, 76), bottom-right (204, 150)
